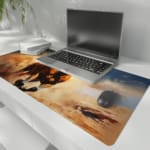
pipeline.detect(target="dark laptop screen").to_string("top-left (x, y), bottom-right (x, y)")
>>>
top-left (67, 9), bottom-right (123, 59)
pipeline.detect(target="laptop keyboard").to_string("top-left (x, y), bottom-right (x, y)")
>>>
top-left (49, 51), bottom-right (111, 75)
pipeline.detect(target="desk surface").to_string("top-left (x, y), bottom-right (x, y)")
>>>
top-left (0, 52), bottom-right (150, 150)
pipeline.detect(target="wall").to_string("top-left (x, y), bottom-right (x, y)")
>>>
top-left (27, 0), bottom-right (150, 62)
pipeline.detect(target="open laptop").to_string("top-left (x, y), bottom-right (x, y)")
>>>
top-left (38, 9), bottom-right (123, 83)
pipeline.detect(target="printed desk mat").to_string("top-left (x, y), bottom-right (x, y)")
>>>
top-left (0, 52), bottom-right (149, 145)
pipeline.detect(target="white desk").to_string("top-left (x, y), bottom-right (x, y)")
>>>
top-left (0, 106), bottom-right (49, 150)
top-left (0, 56), bottom-right (150, 150)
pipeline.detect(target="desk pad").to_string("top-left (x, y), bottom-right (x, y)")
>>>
top-left (0, 52), bottom-right (149, 145)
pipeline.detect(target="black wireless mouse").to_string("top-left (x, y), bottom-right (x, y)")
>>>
top-left (0, 102), bottom-right (5, 108)
top-left (97, 90), bottom-right (120, 108)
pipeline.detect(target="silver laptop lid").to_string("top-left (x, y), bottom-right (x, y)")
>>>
top-left (67, 9), bottom-right (123, 61)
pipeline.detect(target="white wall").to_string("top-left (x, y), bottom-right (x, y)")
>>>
top-left (28, 0), bottom-right (150, 62)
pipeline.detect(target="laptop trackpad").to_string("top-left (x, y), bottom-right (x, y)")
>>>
top-left (53, 61), bottom-right (83, 74)
top-left (53, 61), bottom-right (70, 71)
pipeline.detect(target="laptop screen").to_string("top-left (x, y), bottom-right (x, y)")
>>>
top-left (67, 9), bottom-right (123, 59)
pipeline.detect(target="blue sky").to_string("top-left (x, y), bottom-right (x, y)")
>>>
top-left (101, 69), bottom-right (150, 89)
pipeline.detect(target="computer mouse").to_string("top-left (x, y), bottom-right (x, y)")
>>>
top-left (97, 90), bottom-right (119, 108)
top-left (0, 102), bottom-right (5, 108)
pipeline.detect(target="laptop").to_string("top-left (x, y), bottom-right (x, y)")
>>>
top-left (38, 9), bottom-right (123, 83)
